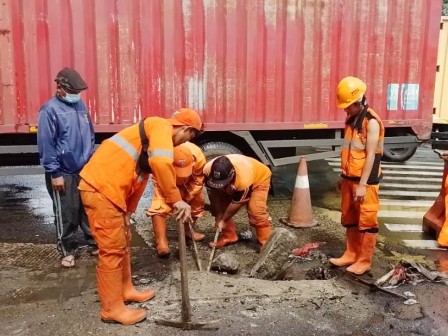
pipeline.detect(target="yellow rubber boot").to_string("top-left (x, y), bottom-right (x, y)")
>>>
top-left (152, 215), bottom-right (171, 257)
top-left (122, 252), bottom-right (155, 303)
top-left (209, 219), bottom-right (238, 249)
top-left (329, 227), bottom-right (360, 267)
top-left (346, 233), bottom-right (377, 275)
top-left (97, 267), bottom-right (147, 325)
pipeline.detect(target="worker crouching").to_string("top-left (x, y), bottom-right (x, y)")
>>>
top-left (204, 154), bottom-right (272, 249)
top-left (147, 142), bottom-right (206, 257)
top-left (329, 76), bottom-right (384, 275)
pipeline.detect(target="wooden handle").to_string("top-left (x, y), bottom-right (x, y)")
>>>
top-left (177, 219), bottom-right (192, 322)
top-left (188, 223), bottom-right (202, 271)
top-left (207, 228), bottom-right (220, 272)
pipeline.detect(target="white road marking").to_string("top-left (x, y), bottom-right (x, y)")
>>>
top-left (384, 224), bottom-right (424, 232)
top-left (378, 210), bottom-right (426, 219)
top-left (380, 199), bottom-right (434, 208)
top-left (402, 240), bottom-right (445, 250)
top-left (379, 190), bottom-right (439, 197)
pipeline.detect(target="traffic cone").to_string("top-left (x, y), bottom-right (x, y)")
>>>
top-left (280, 157), bottom-right (318, 228)
top-left (423, 161), bottom-right (448, 237)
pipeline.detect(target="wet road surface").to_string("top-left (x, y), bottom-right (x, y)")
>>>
top-left (1, 145), bottom-right (446, 251)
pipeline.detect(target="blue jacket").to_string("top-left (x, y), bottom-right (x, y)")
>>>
top-left (37, 96), bottom-right (95, 178)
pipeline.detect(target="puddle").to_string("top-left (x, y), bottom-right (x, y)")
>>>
top-left (1, 255), bottom-right (97, 305)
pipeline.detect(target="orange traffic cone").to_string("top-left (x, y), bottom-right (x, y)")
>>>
top-left (423, 161), bottom-right (448, 238)
top-left (280, 157), bottom-right (318, 228)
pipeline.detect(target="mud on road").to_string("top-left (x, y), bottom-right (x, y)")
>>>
top-left (1, 198), bottom-right (448, 336)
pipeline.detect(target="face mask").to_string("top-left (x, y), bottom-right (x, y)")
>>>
top-left (62, 92), bottom-right (81, 103)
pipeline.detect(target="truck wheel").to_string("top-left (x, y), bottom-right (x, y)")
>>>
top-left (382, 146), bottom-right (418, 162)
top-left (200, 141), bottom-right (242, 161)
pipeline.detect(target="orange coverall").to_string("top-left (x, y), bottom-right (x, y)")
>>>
top-left (204, 154), bottom-right (271, 246)
top-left (79, 117), bottom-right (182, 270)
top-left (147, 141), bottom-right (206, 218)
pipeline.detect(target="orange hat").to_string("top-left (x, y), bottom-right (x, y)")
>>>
top-left (169, 108), bottom-right (203, 131)
top-left (173, 144), bottom-right (194, 178)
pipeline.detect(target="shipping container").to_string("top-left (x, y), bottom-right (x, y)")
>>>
top-left (0, 0), bottom-right (442, 165)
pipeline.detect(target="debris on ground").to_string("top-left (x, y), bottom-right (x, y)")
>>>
top-left (365, 258), bottom-right (448, 306)
top-left (291, 242), bottom-right (323, 257)
top-left (347, 273), bottom-right (408, 300)
top-left (376, 259), bottom-right (448, 288)
top-left (387, 251), bottom-right (436, 269)
top-left (404, 299), bottom-right (418, 305)
top-left (250, 228), bottom-right (296, 279)
top-left (305, 267), bottom-right (333, 280)
top-left (239, 229), bottom-right (253, 240)
top-left (212, 252), bottom-right (240, 274)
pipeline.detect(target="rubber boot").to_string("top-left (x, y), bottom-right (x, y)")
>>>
top-left (329, 227), bottom-right (360, 267)
top-left (96, 267), bottom-right (147, 325)
top-left (209, 219), bottom-right (238, 249)
top-left (255, 226), bottom-right (271, 247)
top-left (185, 218), bottom-right (205, 242)
top-left (346, 232), bottom-right (377, 275)
top-left (122, 252), bottom-right (155, 303)
top-left (152, 215), bottom-right (171, 257)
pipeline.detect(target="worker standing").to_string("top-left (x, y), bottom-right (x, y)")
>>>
top-left (434, 152), bottom-right (448, 247)
top-left (204, 154), bottom-right (272, 249)
top-left (79, 109), bottom-right (203, 325)
top-left (147, 142), bottom-right (206, 257)
top-left (37, 68), bottom-right (98, 268)
top-left (329, 77), bottom-right (384, 275)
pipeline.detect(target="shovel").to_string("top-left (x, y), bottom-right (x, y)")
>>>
top-left (155, 219), bottom-right (220, 330)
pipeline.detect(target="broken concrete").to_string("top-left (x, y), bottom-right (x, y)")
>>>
top-left (212, 252), bottom-right (240, 274)
top-left (250, 228), bottom-right (296, 279)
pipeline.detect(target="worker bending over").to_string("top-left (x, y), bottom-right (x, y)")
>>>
top-left (329, 77), bottom-right (384, 275)
top-left (79, 109), bottom-right (202, 325)
top-left (147, 141), bottom-right (206, 257)
top-left (204, 154), bottom-right (272, 249)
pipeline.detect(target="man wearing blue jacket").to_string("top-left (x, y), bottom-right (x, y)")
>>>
top-left (37, 68), bottom-right (97, 268)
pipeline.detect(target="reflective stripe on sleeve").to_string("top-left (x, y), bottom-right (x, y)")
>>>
top-left (149, 149), bottom-right (173, 159)
top-left (109, 134), bottom-right (139, 160)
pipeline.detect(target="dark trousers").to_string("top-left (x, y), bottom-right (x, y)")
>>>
top-left (45, 173), bottom-right (97, 255)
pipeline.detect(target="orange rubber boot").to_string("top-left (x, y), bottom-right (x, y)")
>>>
top-left (96, 267), bottom-right (147, 325)
top-left (185, 229), bottom-right (205, 242)
top-left (209, 219), bottom-right (238, 249)
top-left (255, 226), bottom-right (271, 246)
top-left (185, 218), bottom-right (205, 242)
top-left (329, 227), bottom-right (360, 267)
top-left (122, 252), bottom-right (155, 303)
top-left (152, 215), bottom-right (171, 257)
top-left (346, 233), bottom-right (377, 275)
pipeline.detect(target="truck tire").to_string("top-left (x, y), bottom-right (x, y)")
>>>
top-left (382, 146), bottom-right (418, 162)
top-left (200, 141), bottom-right (242, 161)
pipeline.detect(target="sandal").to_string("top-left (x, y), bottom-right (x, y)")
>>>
top-left (61, 255), bottom-right (75, 268)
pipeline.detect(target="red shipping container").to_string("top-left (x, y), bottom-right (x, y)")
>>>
top-left (0, 0), bottom-right (442, 163)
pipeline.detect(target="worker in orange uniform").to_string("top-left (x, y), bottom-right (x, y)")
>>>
top-left (435, 151), bottom-right (448, 247)
top-left (204, 154), bottom-right (272, 249)
top-left (147, 141), bottom-right (206, 257)
top-left (79, 109), bottom-right (203, 325)
top-left (329, 77), bottom-right (384, 275)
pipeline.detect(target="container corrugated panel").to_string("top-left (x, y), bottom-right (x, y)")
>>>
top-left (0, 0), bottom-right (442, 137)
top-left (434, 17), bottom-right (448, 124)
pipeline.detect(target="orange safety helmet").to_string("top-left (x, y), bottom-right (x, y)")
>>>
top-left (336, 76), bottom-right (367, 109)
